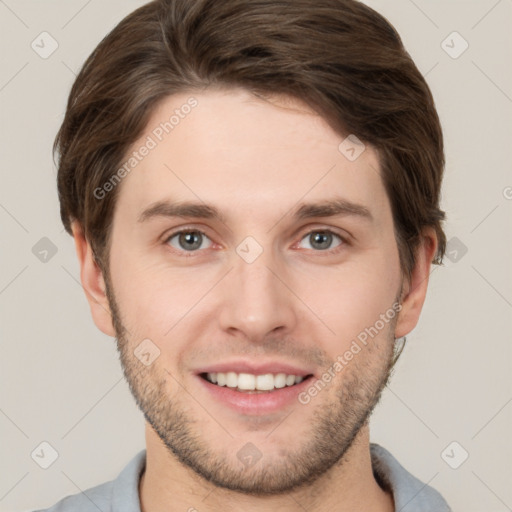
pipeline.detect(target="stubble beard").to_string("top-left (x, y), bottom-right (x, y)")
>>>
top-left (104, 275), bottom-right (397, 495)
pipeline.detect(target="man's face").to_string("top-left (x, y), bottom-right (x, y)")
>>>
top-left (102, 88), bottom-right (405, 494)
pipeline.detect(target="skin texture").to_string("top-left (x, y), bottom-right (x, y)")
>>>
top-left (72, 88), bottom-right (437, 511)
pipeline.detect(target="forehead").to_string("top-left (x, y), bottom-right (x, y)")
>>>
top-left (113, 88), bottom-right (390, 227)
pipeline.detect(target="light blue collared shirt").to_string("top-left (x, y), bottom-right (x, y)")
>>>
top-left (33, 443), bottom-right (452, 511)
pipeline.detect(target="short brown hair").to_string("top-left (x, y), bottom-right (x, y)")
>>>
top-left (55, 0), bottom-right (446, 280)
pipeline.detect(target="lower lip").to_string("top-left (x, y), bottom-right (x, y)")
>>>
top-left (197, 375), bottom-right (313, 415)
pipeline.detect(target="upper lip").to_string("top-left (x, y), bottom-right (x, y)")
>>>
top-left (195, 360), bottom-right (314, 377)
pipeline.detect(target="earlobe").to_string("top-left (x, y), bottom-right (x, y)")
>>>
top-left (71, 221), bottom-right (116, 337)
top-left (394, 228), bottom-right (438, 339)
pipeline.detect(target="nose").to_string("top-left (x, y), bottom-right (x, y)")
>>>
top-left (217, 247), bottom-right (299, 343)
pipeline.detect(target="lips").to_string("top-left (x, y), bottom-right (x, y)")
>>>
top-left (194, 360), bottom-right (315, 413)
top-left (195, 361), bottom-right (313, 379)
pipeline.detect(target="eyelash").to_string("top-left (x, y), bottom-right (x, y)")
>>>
top-left (163, 227), bottom-right (349, 257)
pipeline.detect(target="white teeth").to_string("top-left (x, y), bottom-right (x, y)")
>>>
top-left (217, 373), bottom-right (227, 386)
top-left (256, 374), bottom-right (274, 391)
top-left (226, 372), bottom-right (238, 388)
top-left (274, 373), bottom-right (287, 389)
top-left (237, 373), bottom-right (256, 390)
top-left (205, 371), bottom-right (306, 391)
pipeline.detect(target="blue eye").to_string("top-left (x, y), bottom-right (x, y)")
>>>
top-left (298, 230), bottom-right (344, 251)
top-left (166, 230), bottom-right (212, 252)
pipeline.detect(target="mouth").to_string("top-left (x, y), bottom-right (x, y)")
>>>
top-left (199, 371), bottom-right (314, 393)
top-left (194, 361), bottom-right (316, 414)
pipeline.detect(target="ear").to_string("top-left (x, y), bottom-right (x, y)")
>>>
top-left (71, 221), bottom-right (116, 337)
top-left (394, 227), bottom-right (438, 338)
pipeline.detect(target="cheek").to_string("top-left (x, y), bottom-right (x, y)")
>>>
top-left (109, 250), bottom-right (218, 341)
top-left (295, 254), bottom-right (400, 350)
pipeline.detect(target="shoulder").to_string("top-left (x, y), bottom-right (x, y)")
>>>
top-left (370, 443), bottom-right (452, 512)
top-left (31, 480), bottom-right (114, 512)
top-left (31, 449), bottom-right (146, 512)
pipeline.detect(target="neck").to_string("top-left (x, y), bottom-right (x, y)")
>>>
top-left (139, 423), bottom-right (394, 512)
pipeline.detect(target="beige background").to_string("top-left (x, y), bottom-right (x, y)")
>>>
top-left (1, 1), bottom-right (511, 511)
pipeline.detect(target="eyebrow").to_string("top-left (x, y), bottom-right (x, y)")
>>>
top-left (137, 198), bottom-right (373, 224)
top-left (138, 201), bottom-right (228, 224)
top-left (295, 199), bottom-right (372, 222)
